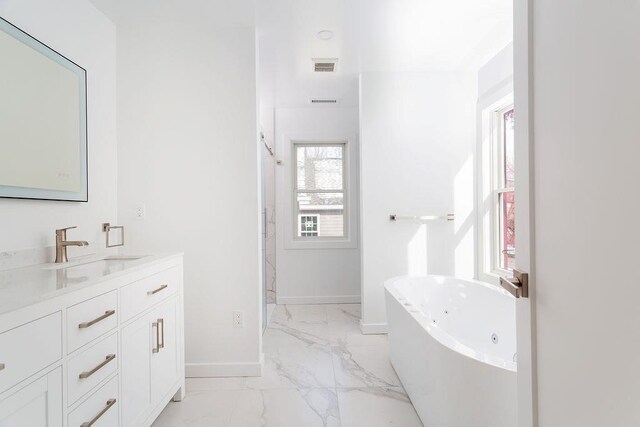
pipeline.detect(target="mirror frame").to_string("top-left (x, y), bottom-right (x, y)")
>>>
top-left (0, 17), bottom-right (88, 202)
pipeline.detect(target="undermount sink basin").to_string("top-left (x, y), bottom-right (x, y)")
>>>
top-left (42, 255), bottom-right (147, 271)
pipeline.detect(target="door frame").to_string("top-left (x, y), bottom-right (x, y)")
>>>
top-left (514, 0), bottom-right (538, 425)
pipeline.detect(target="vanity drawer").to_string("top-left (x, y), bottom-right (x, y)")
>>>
top-left (68, 291), bottom-right (118, 353)
top-left (68, 375), bottom-right (119, 427)
top-left (67, 332), bottom-right (118, 406)
top-left (120, 267), bottom-right (179, 322)
top-left (0, 312), bottom-right (62, 394)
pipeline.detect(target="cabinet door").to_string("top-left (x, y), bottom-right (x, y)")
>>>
top-left (151, 297), bottom-right (179, 405)
top-left (120, 314), bottom-right (152, 427)
top-left (0, 367), bottom-right (62, 427)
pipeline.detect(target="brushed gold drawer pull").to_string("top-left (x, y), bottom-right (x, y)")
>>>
top-left (0, 363), bottom-right (5, 371)
top-left (159, 318), bottom-right (165, 349)
top-left (79, 310), bottom-right (116, 329)
top-left (80, 398), bottom-right (116, 427)
top-left (79, 354), bottom-right (116, 379)
top-left (152, 321), bottom-right (160, 353)
top-left (147, 284), bottom-right (168, 296)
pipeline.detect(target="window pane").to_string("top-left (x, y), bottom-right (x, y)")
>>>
top-left (499, 191), bottom-right (515, 270)
top-left (299, 215), bottom-right (319, 236)
top-left (296, 146), bottom-right (343, 191)
top-left (503, 109), bottom-right (515, 188)
top-left (297, 192), bottom-right (344, 237)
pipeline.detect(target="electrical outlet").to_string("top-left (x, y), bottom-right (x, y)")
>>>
top-left (135, 204), bottom-right (146, 220)
top-left (233, 311), bottom-right (244, 328)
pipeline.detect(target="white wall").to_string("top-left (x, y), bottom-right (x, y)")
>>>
top-left (478, 43), bottom-right (513, 99)
top-left (275, 107), bottom-right (361, 304)
top-left (116, 21), bottom-right (262, 376)
top-left (359, 72), bottom-right (476, 331)
top-left (0, 0), bottom-right (116, 255)
top-left (532, 1), bottom-right (640, 424)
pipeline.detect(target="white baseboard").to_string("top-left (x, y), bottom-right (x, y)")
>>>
top-left (276, 295), bottom-right (361, 305)
top-left (186, 357), bottom-right (263, 378)
top-left (359, 320), bottom-right (388, 335)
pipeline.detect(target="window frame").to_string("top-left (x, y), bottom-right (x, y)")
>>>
top-left (477, 90), bottom-right (515, 283)
top-left (292, 141), bottom-right (348, 241)
top-left (281, 135), bottom-right (357, 251)
top-left (491, 104), bottom-right (515, 274)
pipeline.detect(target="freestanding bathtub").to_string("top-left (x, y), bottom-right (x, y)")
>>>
top-left (384, 275), bottom-right (517, 427)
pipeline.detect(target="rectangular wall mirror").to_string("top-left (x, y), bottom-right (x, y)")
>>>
top-left (0, 17), bottom-right (88, 202)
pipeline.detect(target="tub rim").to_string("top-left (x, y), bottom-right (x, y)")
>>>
top-left (385, 274), bottom-right (518, 373)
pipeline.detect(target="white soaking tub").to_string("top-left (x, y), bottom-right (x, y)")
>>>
top-left (384, 275), bottom-right (517, 427)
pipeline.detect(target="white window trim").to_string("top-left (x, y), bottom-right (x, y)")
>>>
top-left (282, 135), bottom-right (358, 250)
top-left (477, 82), bottom-right (514, 284)
top-left (492, 104), bottom-right (515, 275)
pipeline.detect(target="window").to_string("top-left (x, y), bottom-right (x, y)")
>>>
top-left (479, 90), bottom-right (515, 281)
top-left (299, 215), bottom-right (319, 236)
top-left (294, 143), bottom-right (346, 239)
top-left (494, 105), bottom-right (515, 271)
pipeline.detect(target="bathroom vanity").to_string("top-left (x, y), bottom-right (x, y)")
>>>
top-left (0, 253), bottom-right (184, 427)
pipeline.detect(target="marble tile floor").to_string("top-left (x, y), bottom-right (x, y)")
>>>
top-left (153, 304), bottom-right (423, 427)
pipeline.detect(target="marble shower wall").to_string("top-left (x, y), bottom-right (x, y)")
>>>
top-left (263, 131), bottom-right (277, 304)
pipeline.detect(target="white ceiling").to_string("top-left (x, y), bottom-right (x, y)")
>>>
top-left (88, 0), bottom-right (513, 109)
top-left (258, 0), bottom-right (513, 108)
top-left (89, 0), bottom-right (257, 28)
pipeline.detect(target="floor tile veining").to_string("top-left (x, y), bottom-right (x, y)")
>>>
top-left (153, 304), bottom-right (423, 427)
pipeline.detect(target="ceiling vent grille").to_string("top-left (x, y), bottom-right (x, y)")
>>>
top-left (310, 98), bottom-right (338, 104)
top-left (312, 58), bottom-right (338, 73)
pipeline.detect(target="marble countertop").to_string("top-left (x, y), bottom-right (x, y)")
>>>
top-left (0, 253), bottom-right (182, 316)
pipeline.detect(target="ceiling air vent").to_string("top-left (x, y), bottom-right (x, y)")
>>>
top-left (312, 58), bottom-right (338, 73)
top-left (310, 98), bottom-right (338, 104)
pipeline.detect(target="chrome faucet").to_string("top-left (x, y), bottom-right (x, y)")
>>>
top-left (55, 226), bottom-right (89, 263)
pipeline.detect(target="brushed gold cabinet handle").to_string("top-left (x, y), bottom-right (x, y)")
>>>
top-left (0, 363), bottom-right (5, 371)
top-left (79, 354), bottom-right (116, 379)
top-left (147, 284), bottom-right (168, 296)
top-left (159, 318), bottom-right (165, 349)
top-left (152, 321), bottom-right (160, 353)
top-left (81, 398), bottom-right (116, 427)
top-left (79, 310), bottom-right (116, 329)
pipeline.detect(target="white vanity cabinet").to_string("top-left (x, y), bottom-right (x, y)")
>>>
top-left (0, 254), bottom-right (184, 427)
top-left (121, 296), bottom-right (179, 427)
top-left (150, 297), bottom-right (179, 405)
top-left (0, 312), bottom-right (62, 395)
top-left (0, 368), bottom-right (63, 427)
